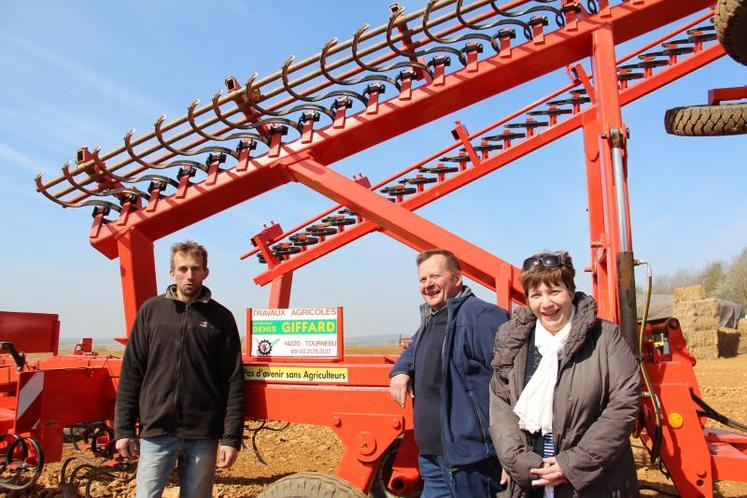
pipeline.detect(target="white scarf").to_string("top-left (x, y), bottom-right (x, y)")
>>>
top-left (513, 306), bottom-right (575, 436)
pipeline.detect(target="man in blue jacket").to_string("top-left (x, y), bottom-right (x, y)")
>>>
top-left (390, 249), bottom-right (509, 497)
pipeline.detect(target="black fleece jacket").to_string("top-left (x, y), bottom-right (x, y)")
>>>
top-left (114, 286), bottom-right (245, 449)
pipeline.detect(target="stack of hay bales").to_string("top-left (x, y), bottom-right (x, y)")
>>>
top-left (673, 285), bottom-right (740, 359)
top-left (738, 319), bottom-right (747, 355)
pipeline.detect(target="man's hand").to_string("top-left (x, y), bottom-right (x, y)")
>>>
top-left (389, 373), bottom-right (412, 408)
top-left (216, 445), bottom-right (239, 469)
top-left (115, 438), bottom-right (139, 459)
top-left (530, 457), bottom-right (568, 487)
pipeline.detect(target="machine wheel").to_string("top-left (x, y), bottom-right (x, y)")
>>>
top-left (258, 472), bottom-right (366, 498)
top-left (664, 103), bottom-right (747, 136)
top-left (715, 0), bottom-right (747, 66)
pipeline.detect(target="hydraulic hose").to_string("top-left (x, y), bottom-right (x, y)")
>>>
top-left (635, 259), bottom-right (664, 462)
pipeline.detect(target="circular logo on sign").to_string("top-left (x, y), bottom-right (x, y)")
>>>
top-left (257, 339), bottom-right (273, 356)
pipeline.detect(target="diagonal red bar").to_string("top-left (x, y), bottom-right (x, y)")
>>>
top-left (253, 43), bottom-right (724, 288)
top-left (284, 157), bottom-right (524, 305)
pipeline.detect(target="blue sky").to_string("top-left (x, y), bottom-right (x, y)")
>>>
top-left (1, 1), bottom-right (745, 342)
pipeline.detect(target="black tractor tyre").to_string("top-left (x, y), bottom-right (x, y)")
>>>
top-left (664, 103), bottom-right (747, 136)
top-left (258, 472), bottom-right (367, 498)
top-left (715, 0), bottom-right (747, 66)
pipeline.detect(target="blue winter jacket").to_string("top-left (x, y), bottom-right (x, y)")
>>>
top-left (391, 287), bottom-right (509, 467)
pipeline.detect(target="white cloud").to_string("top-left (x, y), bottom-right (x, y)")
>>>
top-left (0, 142), bottom-right (52, 175)
top-left (0, 32), bottom-right (163, 120)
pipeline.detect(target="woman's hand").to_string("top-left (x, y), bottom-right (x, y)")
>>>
top-left (529, 457), bottom-right (568, 487)
top-left (500, 468), bottom-right (511, 486)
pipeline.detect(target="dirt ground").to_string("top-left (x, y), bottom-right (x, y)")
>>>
top-left (3, 352), bottom-right (746, 498)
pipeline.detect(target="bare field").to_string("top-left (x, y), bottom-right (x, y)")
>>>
top-left (4, 350), bottom-right (747, 497)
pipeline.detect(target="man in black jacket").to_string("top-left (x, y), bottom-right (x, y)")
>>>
top-left (115, 240), bottom-right (244, 498)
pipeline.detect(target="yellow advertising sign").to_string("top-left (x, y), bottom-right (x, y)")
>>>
top-left (244, 365), bottom-right (349, 383)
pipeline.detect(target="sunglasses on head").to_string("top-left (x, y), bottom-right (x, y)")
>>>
top-left (521, 254), bottom-right (564, 271)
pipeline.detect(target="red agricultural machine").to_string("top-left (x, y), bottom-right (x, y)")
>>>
top-left (2, 0), bottom-right (746, 496)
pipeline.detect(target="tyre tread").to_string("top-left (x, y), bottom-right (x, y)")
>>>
top-left (715, 0), bottom-right (747, 66)
top-left (664, 103), bottom-right (747, 136)
top-left (258, 472), bottom-right (367, 498)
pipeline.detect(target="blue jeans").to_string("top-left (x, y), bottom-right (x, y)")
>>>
top-left (136, 435), bottom-right (218, 498)
top-left (419, 454), bottom-right (504, 498)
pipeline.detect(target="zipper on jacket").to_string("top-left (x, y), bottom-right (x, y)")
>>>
top-left (467, 390), bottom-right (491, 458)
top-left (169, 303), bottom-right (189, 433)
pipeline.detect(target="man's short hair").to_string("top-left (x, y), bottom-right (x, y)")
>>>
top-left (170, 240), bottom-right (208, 270)
top-left (416, 249), bottom-right (461, 274)
top-left (519, 250), bottom-right (576, 296)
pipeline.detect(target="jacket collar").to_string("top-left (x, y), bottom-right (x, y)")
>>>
top-left (165, 284), bottom-right (212, 305)
top-left (493, 292), bottom-right (598, 374)
top-left (418, 285), bottom-right (473, 322)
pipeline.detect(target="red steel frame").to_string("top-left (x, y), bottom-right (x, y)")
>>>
top-left (3, 0), bottom-right (744, 496)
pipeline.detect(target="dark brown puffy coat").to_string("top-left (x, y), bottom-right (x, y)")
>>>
top-left (489, 293), bottom-right (640, 498)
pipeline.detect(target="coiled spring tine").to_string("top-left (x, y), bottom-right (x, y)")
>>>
top-left (124, 129), bottom-right (160, 169)
top-left (281, 56), bottom-right (312, 102)
top-left (386, 5), bottom-right (423, 59)
top-left (157, 115), bottom-right (238, 158)
top-left (35, 170), bottom-right (77, 208)
top-left (420, 0), bottom-right (495, 57)
top-left (488, 0), bottom-right (565, 34)
top-left (455, 0), bottom-right (501, 51)
top-left (188, 100), bottom-right (225, 141)
top-left (62, 162), bottom-right (100, 197)
top-left (246, 77), bottom-right (335, 122)
top-left (155, 115), bottom-right (194, 156)
top-left (320, 37), bottom-right (400, 90)
top-left (211, 90), bottom-right (247, 131)
top-left (282, 55), bottom-right (368, 106)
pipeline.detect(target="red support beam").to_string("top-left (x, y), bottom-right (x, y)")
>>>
top-left (87, 0), bottom-right (713, 260)
top-left (252, 43), bottom-right (725, 293)
top-left (284, 156), bottom-right (523, 304)
top-left (582, 112), bottom-right (617, 321)
top-left (268, 273), bottom-right (293, 308)
top-left (116, 228), bottom-right (157, 341)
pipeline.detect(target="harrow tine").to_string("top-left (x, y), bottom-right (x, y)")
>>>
top-left (352, 23), bottom-right (431, 78)
top-left (386, 5), bottom-right (417, 59)
top-left (35, 170), bottom-right (78, 208)
top-left (435, 0), bottom-right (500, 53)
top-left (124, 129), bottom-right (160, 169)
top-left (245, 73), bottom-right (334, 121)
top-left (0, 436), bottom-right (44, 492)
top-left (188, 99), bottom-right (225, 141)
top-left (281, 55), bottom-right (368, 107)
top-left (212, 89), bottom-right (304, 138)
top-left (62, 162), bottom-right (101, 197)
top-left (320, 37), bottom-right (401, 89)
top-left (211, 90), bottom-right (247, 130)
top-left (157, 115), bottom-right (240, 159)
top-left (386, 6), bottom-right (464, 71)
top-left (457, 0), bottom-right (528, 46)
top-left (64, 161), bottom-right (149, 202)
top-left (155, 114), bottom-right (194, 156)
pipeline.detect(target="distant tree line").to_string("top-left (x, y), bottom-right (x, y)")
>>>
top-left (649, 247), bottom-right (747, 308)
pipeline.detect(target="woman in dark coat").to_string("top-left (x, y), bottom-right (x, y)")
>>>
top-left (489, 251), bottom-right (640, 497)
